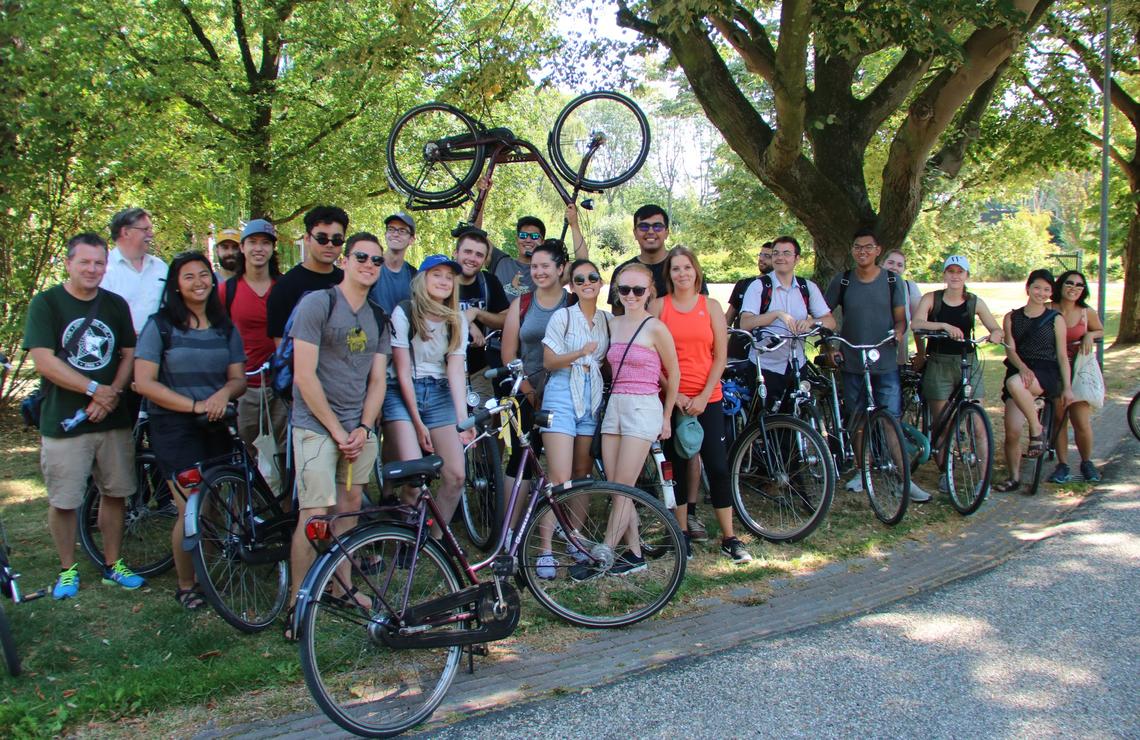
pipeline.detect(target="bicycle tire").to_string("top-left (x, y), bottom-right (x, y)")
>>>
top-left (518, 481), bottom-right (684, 628)
top-left (192, 468), bottom-right (290, 633)
top-left (0, 600), bottom-right (19, 677)
top-left (461, 434), bottom-right (505, 552)
top-left (729, 415), bottom-right (835, 543)
top-left (862, 409), bottom-right (910, 525)
top-left (386, 103), bottom-right (485, 202)
top-left (300, 525), bottom-right (464, 737)
top-left (1025, 400), bottom-right (1053, 497)
top-left (548, 91), bottom-right (650, 191)
top-left (946, 402), bottom-right (993, 515)
top-left (78, 452), bottom-right (176, 578)
top-left (1128, 391), bottom-right (1140, 441)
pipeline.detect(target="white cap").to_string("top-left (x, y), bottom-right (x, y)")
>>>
top-left (943, 255), bottom-right (970, 273)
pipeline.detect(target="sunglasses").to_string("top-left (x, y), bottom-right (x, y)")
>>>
top-left (1063, 280), bottom-right (1085, 289)
top-left (636, 222), bottom-right (667, 233)
top-left (310, 232), bottom-right (345, 247)
top-left (572, 272), bottom-right (601, 286)
top-left (350, 251), bottom-right (383, 266)
top-left (617, 284), bottom-right (647, 297)
top-left (518, 231), bottom-right (542, 240)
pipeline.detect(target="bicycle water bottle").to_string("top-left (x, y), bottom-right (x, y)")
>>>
top-left (61, 409), bottom-right (88, 432)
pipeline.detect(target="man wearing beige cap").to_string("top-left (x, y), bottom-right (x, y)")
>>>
top-left (214, 227), bottom-right (242, 282)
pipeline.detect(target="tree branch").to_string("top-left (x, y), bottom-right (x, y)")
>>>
top-left (276, 102), bottom-right (367, 162)
top-left (231, 0), bottom-right (259, 84)
top-left (859, 50), bottom-right (932, 131)
top-left (767, 0), bottom-right (812, 169)
top-left (709, 12), bottom-right (776, 82)
top-left (928, 57), bottom-right (1010, 178)
top-left (175, 0), bottom-right (221, 65)
top-left (1022, 73), bottom-right (1130, 172)
top-left (615, 0), bottom-right (660, 39)
top-left (1046, 12), bottom-right (1140, 129)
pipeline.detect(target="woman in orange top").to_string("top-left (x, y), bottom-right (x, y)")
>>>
top-left (651, 247), bottom-right (752, 564)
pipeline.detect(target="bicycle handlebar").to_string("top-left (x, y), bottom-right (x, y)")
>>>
top-left (821, 330), bottom-right (897, 352)
top-left (912, 330), bottom-right (991, 347)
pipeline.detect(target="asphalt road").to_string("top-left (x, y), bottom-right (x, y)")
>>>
top-left (422, 438), bottom-right (1140, 739)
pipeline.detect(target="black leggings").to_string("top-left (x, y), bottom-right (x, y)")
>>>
top-left (663, 399), bottom-right (732, 510)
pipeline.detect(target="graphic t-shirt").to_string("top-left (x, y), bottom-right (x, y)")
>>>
top-left (369, 260), bottom-right (417, 314)
top-left (22, 286), bottom-right (136, 437)
top-left (265, 264), bottom-right (343, 339)
top-left (220, 277), bottom-right (276, 386)
top-left (135, 315), bottom-right (246, 415)
top-left (458, 271), bottom-right (509, 373)
top-left (493, 257), bottom-right (535, 300)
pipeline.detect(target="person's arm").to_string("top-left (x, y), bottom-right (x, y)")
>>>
top-left (542, 309), bottom-right (592, 371)
top-left (685, 299), bottom-right (727, 416)
top-left (909, 293), bottom-right (950, 333)
top-left (655, 322), bottom-right (681, 441)
top-left (892, 304), bottom-right (906, 345)
top-left (133, 358), bottom-right (197, 414)
top-left (292, 339), bottom-right (350, 442)
top-left (473, 307), bottom-right (507, 330)
top-left (566, 202), bottom-right (586, 260)
top-left (29, 348), bottom-right (124, 415)
top-left (360, 354), bottom-right (388, 430)
top-left (447, 353), bottom-right (474, 443)
top-left (1055, 314), bottom-right (1074, 403)
top-left (472, 176), bottom-right (490, 229)
top-left (1081, 308), bottom-right (1104, 355)
top-left (975, 298), bottom-right (1004, 344)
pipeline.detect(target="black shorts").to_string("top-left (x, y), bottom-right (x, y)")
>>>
top-left (1001, 359), bottom-right (1060, 402)
top-left (149, 412), bottom-right (235, 478)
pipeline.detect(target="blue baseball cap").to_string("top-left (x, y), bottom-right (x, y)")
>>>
top-left (419, 254), bottom-right (461, 274)
top-left (241, 218), bottom-right (277, 242)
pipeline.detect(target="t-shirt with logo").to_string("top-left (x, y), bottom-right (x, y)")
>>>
top-left (493, 257), bottom-right (534, 300)
top-left (458, 271), bottom-right (509, 373)
top-left (22, 285), bottom-right (136, 437)
top-left (220, 277), bottom-right (276, 386)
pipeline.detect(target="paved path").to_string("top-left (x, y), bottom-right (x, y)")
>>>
top-left (195, 388), bottom-right (1138, 739)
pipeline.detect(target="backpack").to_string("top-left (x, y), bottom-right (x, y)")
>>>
top-left (271, 288), bottom-right (388, 401)
top-left (518, 289), bottom-right (576, 325)
top-left (757, 273), bottom-right (813, 316)
top-left (223, 275), bottom-right (239, 315)
top-left (930, 289), bottom-right (977, 337)
top-left (835, 268), bottom-right (898, 313)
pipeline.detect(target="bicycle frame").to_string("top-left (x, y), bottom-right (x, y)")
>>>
top-left (919, 336), bottom-right (988, 461)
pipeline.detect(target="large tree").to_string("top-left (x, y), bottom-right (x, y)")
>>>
top-left (614, 0), bottom-right (1052, 281)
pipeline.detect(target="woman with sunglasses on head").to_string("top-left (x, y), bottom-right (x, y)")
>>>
top-left (651, 247), bottom-right (752, 563)
top-left (1046, 270), bottom-right (1105, 483)
top-left (530, 259), bottom-right (611, 578)
top-left (134, 251), bottom-right (246, 610)
top-left (383, 255), bottom-right (474, 533)
top-left (595, 263), bottom-right (679, 576)
top-left (994, 269), bottom-right (1073, 493)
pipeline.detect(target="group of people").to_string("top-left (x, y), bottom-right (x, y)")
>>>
top-left (22, 201), bottom-right (1104, 620)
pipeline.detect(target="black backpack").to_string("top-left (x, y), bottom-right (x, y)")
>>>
top-left (834, 268), bottom-right (899, 312)
top-left (757, 273), bottom-right (813, 315)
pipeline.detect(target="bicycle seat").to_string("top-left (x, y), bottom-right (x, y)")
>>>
top-left (382, 455), bottom-right (443, 485)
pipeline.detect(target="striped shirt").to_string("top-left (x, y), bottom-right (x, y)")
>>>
top-left (542, 304), bottom-right (611, 417)
top-left (135, 316), bottom-right (245, 416)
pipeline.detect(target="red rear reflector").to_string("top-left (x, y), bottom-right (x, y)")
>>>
top-left (176, 468), bottom-right (202, 489)
top-left (660, 462), bottom-right (674, 482)
top-left (305, 520), bottom-right (330, 542)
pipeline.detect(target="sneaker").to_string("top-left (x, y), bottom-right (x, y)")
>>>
top-left (535, 552), bottom-right (556, 580)
top-left (1080, 460), bottom-right (1102, 483)
top-left (609, 552), bottom-right (647, 576)
top-left (569, 543), bottom-right (615, 582)
top-left (909, 482), bottom-right (931, 503)
top-left (687, 514), bottom-right (708, 542)
top-left (53, 564), bottom-right (80, 600)
top-left (720, 537), bottom-right (752, 564)
top-left (845, 474), bottom-right (864, 493)
top-left (1047, 463), bottom-right (1072, 484)
top-left (556, 526), bottom-right (594, 563)
top-left (938, 473), bottom-right (949, 494)
top-left (102, 559), bottom-right (145, 590)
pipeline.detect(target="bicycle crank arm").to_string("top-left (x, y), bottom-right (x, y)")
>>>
top-left (378, 582), bottom-right (520, 649)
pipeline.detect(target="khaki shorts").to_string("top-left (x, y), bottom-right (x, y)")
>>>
top-left (922, 353), bottom-right (984, 401)
top-left (41, 428), bottom-right (135, 510)
top-left (600, 393), bottom-right (663, 442)
top-left (293, 428), bottom-right (379, 510)
top-left (237, 385), bottom-right (289, 454)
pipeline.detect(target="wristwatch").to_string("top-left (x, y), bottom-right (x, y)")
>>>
top-left (356, 423), bottom-right (375, 438)
top-left (85, 380), bottom-right (99, 397)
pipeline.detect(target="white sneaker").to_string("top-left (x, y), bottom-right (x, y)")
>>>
top-left (845, 474), bottom-right (864, 493)
top-left (909, 482), bottom-right (931, 503)
top-left (535, 552), bottom-right (556, 580)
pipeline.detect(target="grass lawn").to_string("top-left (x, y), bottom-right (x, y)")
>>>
top-left (0, 282), bottom-right (1135, 737)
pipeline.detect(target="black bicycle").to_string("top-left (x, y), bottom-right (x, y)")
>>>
top-left (1128, 390), bottom-right (1140, 441)
top-left (0, 516), bottom-right (47, 677)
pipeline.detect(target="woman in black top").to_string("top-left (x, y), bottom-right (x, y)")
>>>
top-left (994, 269), bottom-right (1072, 493)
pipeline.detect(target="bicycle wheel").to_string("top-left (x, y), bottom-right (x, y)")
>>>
top-left (862, 409), bottom-right (910, 525)
top-left (1025, 400), bottom-right (1053, 497)
top-left (78, 452), bottom-right (176, 577)
top-left (386, 103), bottom-right (485, 202)
top-left (300, 525), bottom-right (463, 737)
top-left (548, 91), bottom-right (650, 190)
top-left (946, 403), bottom-right (993, 515)
top-left (0, 601), bottom-right (19, 677)
top-left (1128, 391), bottom-right (1140, 441)
top-left (729, 415), bottom-right (835, 543)
top-left (461, 435), bottom-right (505, 552)
top-left (518, 482), bottom-right (684, 628)
top-left (191, 468), bottom-right (289, 632)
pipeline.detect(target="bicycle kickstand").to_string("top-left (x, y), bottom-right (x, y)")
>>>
top-left (465, 642), bottom-right (490, 674)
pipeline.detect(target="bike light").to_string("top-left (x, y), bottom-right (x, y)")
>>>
top-left (661, 461), bottom-right (674, 481)
top-left (868, 348), bottom-right (881, 363)
top-left (175, 468), bottom-right (202, 490)
top-left (466, 390), bottom-right (481, 409)
top-left (305, 519), bottom-right (330, 542)
top-left (534, 410), bottom-right (553, 428)
top-left (799, 380), bottom-right (812, 394)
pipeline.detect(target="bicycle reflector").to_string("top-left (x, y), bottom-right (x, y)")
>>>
top-left (305, 519), bottom-right (330, 542)
top-left (175, 467), bottom-right (202, 490)
top-left (661, 461), bottom-right (674, 481)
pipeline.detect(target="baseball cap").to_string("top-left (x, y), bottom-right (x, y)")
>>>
top-left (241, 218), bottom-right (277, 242)
top-left (419, 254), bottom-right (461, 274)
top-left (943, 255), bottom-right (970, 273)
top-left (672, 413), bottom-right (705, 459)
top-left (217, 228), bottom-right (241, 245)
top-left (385, 212), bottom-right (416, 236)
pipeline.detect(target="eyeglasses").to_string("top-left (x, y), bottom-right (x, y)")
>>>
top-left (350, 251), bottom-right (383, 266)
top-left (772, 251), bottom-right (796, 259)
top-left (1063, 280), bottom-right (1085, 289)
top-left (572, 272), bottom-right (601, 286)
top-left (385, 226), bottom-right (412, 237)
top-left (636, 222), bottom-right (667, 233)
top-left (127, 225), bottom-right (154, 234)
top-left (617, 285), bottom-right (647, 297)
top-left (310, 232), bottom-right (345, 247)
top-left (851, 242), bottom-right (877, 252)
top-left (517, 231), bottom-right (542, 241)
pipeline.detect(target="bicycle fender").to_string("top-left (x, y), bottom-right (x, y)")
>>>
top-left (182, 490), bottom-right (202, 551)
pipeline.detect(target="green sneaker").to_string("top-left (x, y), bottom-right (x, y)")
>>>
top-left (102, 559), bottom-right (145, 590)
top-left (53, 564), bottom-right (80, 599)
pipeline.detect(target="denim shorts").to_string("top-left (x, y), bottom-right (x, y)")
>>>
top-left (383, 377), bottom-right (458, 429)
top-left (841, 369), bottom-right (902, 419)
top-left (540, 372), bottom-right (597, 437)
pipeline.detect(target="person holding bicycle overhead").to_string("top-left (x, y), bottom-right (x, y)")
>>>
top-left (654, 246), bottom-right (760, 563)
top-left (596, 262), bottom-right (680, 577)
top-left (1047, 269), bottom-right (1105, 484)
top-left (134, 251), bottom-right (247, 611)
top-left (994, 269), bottom-right (1074, 493)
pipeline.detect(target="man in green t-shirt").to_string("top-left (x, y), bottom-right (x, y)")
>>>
top-left (22, 233), bottom-right (145, 599)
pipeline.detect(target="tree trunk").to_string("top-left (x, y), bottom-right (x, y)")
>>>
top-left (1115, 191), bottom-right (1140, 344)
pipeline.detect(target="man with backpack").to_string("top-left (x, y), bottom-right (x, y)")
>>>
top-left (725, 240), bottom-right (775, 329)
top-left (825, 228), bottom-right (930, 502)
top-left (739, 236), bottom-right (835, 408)
top-left (266, 205), bottom-right (347, 346)
top-left (454, 227), bottom-right (509, 401)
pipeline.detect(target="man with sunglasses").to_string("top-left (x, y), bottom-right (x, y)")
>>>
top-left (608, 204), bottom-right (707, 316)
top-left (266, 205), bottom-right (347, 346)
top-left (453, 227), bottom-right (509, 401)
top-left (102, 207), bottom-right (167, 335)
top-left (369, 212), bottom-right (418, 314)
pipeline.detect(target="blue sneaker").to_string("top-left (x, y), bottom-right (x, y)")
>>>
top-left (53, 564), bottom-right (80, 599)
top-left (102, 559), bottom-right (145, 590)
top-left (1047, 463), bottom-right (1071, 484)
top-left (1080, 460), bottom-right (1102, 483)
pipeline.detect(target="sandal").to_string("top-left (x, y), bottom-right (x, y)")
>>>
top-left (994, 479), bottom-right (1021, 493)
top-left (1025, 433), bottom-right (1046, 459)
top-left (283, 605), bottom-right (297, 642)
top-left (174, 586), bottom-right (206, 611)
top-left (326, 586), bottom-right (377, 612)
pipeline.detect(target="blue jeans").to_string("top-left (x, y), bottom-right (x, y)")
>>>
top-left (841, 369), bottom-right (902, 419)
top-left (383, 377), bottom-right (457, 429)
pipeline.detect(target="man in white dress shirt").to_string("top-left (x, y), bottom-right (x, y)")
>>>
top-left (101, 208), bottom-right (167, 334)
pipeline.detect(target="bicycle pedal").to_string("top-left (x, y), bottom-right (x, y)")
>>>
top-left (491, 555), bottom-right (516, 577)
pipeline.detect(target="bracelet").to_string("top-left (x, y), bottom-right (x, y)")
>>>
top-left (192, 400), bottom-right (199, 414)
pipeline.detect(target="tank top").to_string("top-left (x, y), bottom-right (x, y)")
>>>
top-left (1063, 309), bottom-right (1087, 360)
top-left (607, 343), bottom-right (661, 395)
top-left (927, 297), bottom-right (972, 356)
top-left (660, 295), bottom-right (722, 403)
top-left (518, 291), bottom-right (567, 376)
top-left (1010, 307), bottom-right (1057, 365)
